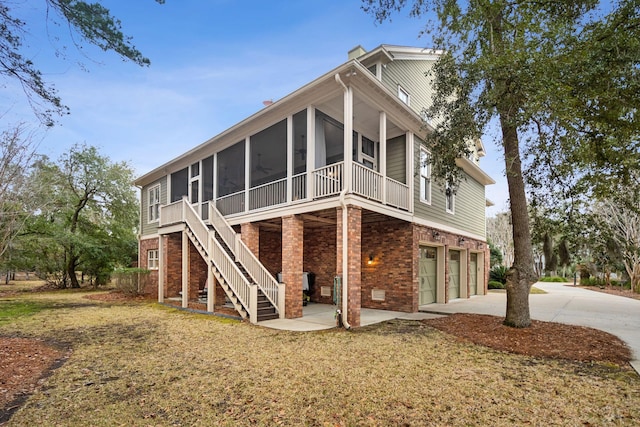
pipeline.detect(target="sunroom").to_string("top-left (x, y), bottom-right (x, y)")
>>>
top-left (159, 61), bottom-right (423, 227)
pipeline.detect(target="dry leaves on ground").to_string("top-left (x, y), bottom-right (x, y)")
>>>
top-left (0, 289), bottom-right (636, 425)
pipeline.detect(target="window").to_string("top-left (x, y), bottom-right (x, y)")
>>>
top-left (148, 249), bottom-right (159, 270)
top-left (419, 147), bottom-right (431, 204)
top-left (398, 85), bottom-right (410, 105)
top-left (445, 185), bottom-right (456, 214)
top-left (148, 185), bottom-right (160, 222)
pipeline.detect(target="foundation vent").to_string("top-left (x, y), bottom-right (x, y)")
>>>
top-left (372, 289), bottom-right (386, 301)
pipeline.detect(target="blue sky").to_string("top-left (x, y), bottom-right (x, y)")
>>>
top-left (2, 0), bottom-right (508, 215)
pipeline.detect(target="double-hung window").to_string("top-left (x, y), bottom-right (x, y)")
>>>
top-left (148, 185), bottom-right (160, 222)
top-left (398, 85), bottom-right (410, 105)
top-left (148, 249), bottom-right (159, 270)
top-left (445, 184), bottom-right (456, 214)
top-left (419, 147), bottom-right (431, 204)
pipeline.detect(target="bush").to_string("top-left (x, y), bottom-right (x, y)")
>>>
top-left (113, 268), bottom-right (151, 296)
top-left (580, 277), bottom-right (601, 287)
top-left (488, 280), bottom-right (505, 289)
top-left (538, 276), bottom-right (567, 282)
top-left (490, 265), bottom-right (508, 284)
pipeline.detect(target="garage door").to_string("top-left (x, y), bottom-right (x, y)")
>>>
top-left (469, 253), bottom-right (478, 295)
top-left (448, 250), bottom-right (460, 300)
top-left (419, 246), bottom-right (437, 305)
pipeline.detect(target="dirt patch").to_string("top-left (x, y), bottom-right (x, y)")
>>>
top-left (577, 285), bottom-right (640, 301)
top-left (423, 313), bottom-right (632, 367)
top-left (0, 338), bottom-right (69, 424)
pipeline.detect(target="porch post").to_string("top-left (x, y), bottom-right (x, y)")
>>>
top-left (346, 206), bottom-right (362, 327)
top-left (287, 114), bottom-right (293, 203)
top-left (244, 136), bottom-right (250, 213)
top-left (343, 85), bottom-right (353, 191)
top-left (406, 132), bottom-right (415, 213)
top-left (181, 229), bottom-right (188, 308)
top-left (241, 222), bottom-right (260, 256)
top-left (306, 106), bottom-right (315, 199)
top-left (379, 111), bottom-right (387, 203)
top-left (282, 214), bottom-right (304, 319)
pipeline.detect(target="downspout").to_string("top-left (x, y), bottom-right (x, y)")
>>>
top-left (335, 72), bottom-right (351, 330)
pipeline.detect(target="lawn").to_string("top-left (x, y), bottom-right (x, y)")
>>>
top-left (1, 288), bottom-right (639, 426)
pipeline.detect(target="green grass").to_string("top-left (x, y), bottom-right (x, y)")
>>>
top-left (530, 286), bottom-right (547, 294)
top-left (0, 299), bottom-right (54, 324)
top-left (1, 290), bottom-right (639, 426)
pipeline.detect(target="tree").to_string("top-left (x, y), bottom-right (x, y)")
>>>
top-left (0, 124), bottom-right (38, 282)
top-left (0, 0), bottom-right (164, 126)
top-left (594, 193), bottom-right (640, 292)
top-left (20, 144), bottom-right (138, 287)
top-left (363, 0), bottom-right (640, 327)
top-left (486, 212), bottom-right (513, 267)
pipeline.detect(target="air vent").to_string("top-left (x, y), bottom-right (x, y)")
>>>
top-left (372, 289), bottom-right (385, 301)
top-left (321, 286), bottom-right (331, 297)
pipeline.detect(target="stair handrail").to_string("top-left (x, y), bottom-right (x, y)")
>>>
top-left (181, 196), bottom-right (210, 253)
top-left (210, 234), bottom-right (252, 313)
top-left (209, 203), bottom-right (280, 311)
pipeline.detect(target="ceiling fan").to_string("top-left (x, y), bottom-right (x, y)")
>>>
top-left (255, 153), bottom-right (272, 174)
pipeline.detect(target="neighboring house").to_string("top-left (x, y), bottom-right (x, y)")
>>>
top-left (134, 45), bottom-right (495, 327)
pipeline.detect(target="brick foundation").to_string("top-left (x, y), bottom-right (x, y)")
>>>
top-left (304, 225), bottom-right (336, 304)
top-left (361, 219), bottom-right (414, 312)
top-left (138, 237), bottom-right (159, 298)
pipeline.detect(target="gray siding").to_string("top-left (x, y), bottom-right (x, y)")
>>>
top-left (386, 135), bottom-right (406, 184)
top-left (413, 142), bottom-right (486, 237)
top-left (381, 59), bottom-right (437, 117)
top-left (140, 176), bottom-right (167, 237)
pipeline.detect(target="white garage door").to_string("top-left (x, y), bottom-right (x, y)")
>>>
top-left (419, 246), bottom-right (437, 305)
top-left (469, 253), bottom-right (478, 295)
top-left (448, 250), bottom-right (460, 300)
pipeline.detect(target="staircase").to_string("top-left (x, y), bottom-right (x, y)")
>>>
top-left (174, 198), bottom-right (283, 323)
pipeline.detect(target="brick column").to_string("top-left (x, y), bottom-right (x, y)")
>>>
top-left (346, 206), bottom-right (361, 327)
top-left (241, 222), bottom-right (260, 256)
top-left (282, 215), bottom-right (303, 318)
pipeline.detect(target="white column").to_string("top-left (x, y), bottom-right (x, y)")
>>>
top-left (245, 137), bottom-right (250, 213)
top-left (306, 106), bottom-right (315, 199)
top-left (379, 111), bottom-right (387, 203)
top-left (182, 229), bottom-right (189, 308)
top-left (343, 86), bottom-right (353, 191)
top-left (287, 114), bottom-right (293, 202)
top-left (406, 132), bottom-right (415, 213)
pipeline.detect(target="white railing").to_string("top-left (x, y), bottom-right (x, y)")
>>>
top-left (249, 178), bottom-right (287, 210)
top-left (352, 163), bottom-right (383, 202)
top-left (183, 198), bottom-right (209, 252)
top-left (209, 203), bottom-right (281, 310)
top-left (216, 191), bottom-right (244, 216)
top-left (211, 235), bottom-right (251, 312)
top-left (313, 162), bottom-right (343, 198)
top-left (385, 177), bottom-right (410, 210)
top-left (292, 172), bottom-right (306, 201)
top-left (159, 200), bottom-right (183, 226)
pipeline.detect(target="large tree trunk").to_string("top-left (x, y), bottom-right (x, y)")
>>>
top-left (500, 117), bottom-right (535, 327)
top-left (66, 252), bottom-right (80, 288)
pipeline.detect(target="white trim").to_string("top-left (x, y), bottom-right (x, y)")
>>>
top-left (147, 184), bottom-right (161, 223)
top-left (397, 85), bottom-right (410, 105)
top-left (445, 184), bottom-right (456, 214)
top-left (147, 249), bottom-right (159, 270)
top-left (419, 146), bottom-right (432, 205)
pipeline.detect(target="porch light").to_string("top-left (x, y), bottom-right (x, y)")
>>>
top-left (432, 230), bottom-right (440, 239)
top-left (459, 237), bottom-right (466, 245)
top-left (368, 254), bottom-right (374, 265)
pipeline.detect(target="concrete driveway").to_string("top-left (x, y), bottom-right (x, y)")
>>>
top-left (420, 282), bottom-right (640, 373)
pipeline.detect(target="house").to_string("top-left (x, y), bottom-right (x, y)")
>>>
top-left (134, 45), bottom-right (495, 327)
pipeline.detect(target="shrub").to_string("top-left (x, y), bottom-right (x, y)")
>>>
top-left (580, 277), bottom-right (601, 287)
top-left (538, 276), bottom-right (567, 283)
top-left (113, 268), bottom-right (151, 296)
top-left (490, 265), bottom-right (508, 284)
top-left (488, 280), bottom-right (505, 289)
